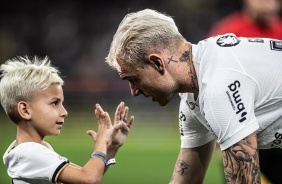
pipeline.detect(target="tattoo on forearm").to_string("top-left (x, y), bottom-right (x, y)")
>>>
top-left (222, 133), bottom-right (261, 184)
top-left (175, 160), bottom-right (190, 175)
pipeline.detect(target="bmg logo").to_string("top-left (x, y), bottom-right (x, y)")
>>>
top-left (228, 80), bottom-right (248, 123)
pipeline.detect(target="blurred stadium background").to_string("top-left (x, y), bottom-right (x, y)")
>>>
top-left (0, 0), bottom-right (247, 183)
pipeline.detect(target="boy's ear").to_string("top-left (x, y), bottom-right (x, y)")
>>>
top-left (148, 54), bottom-right (166, 74)
top-left (18, 101), bottom-right (31, 120)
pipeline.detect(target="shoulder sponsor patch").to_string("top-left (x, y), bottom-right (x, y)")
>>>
top-left (247, 38), bottom-right (264, 43)
top-left (226, 80), bottom-right (247, 123)
top-left (270, 40), bottom-right (282, 51)
top-left (216, 35), bottom-right (240, 47)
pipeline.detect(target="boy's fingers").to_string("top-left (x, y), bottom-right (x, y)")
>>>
top-left (96, 104), bottom-right (106, 115)
top-left (95, 104), bottom-right (111, 123)
top-left (95, 104), bottom-right (103, 119)
top-left (86, 130), bottom-right (97, 140)
top-left (104, 112), bottom-right (110, 121)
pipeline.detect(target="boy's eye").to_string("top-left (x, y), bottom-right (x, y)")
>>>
top-left (51, 101), bottom-right (58, 106)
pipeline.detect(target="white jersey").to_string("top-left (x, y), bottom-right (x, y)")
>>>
top-left (179, 33), bottom-right (282, 150)
top-left (3, 140), bottom-right (69, 184)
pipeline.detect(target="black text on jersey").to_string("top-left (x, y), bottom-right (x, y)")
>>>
top-left (227, 80), bottom-right (247, 123)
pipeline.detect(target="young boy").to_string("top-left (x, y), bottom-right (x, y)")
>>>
top-left (0, 56), bottom-right (134, 184)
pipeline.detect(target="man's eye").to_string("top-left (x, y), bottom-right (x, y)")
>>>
top-left (129, 79), bottom-right (136, 84)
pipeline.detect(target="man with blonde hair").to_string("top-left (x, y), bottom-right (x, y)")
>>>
top-left (1, 56), bottom-right (134, 184)
top-left (106, 9), bottom-right (282, 184)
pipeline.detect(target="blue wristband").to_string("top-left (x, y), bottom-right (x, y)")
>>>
top-left (90, 151), bottom-right (107, 164)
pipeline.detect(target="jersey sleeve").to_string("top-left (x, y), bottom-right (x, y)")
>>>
top-left (11, 143), bottom-right (69, 183)
top-left (179, 94), bottom-right (215, 148)
top-left (202, 70), bottom-right (259, 150)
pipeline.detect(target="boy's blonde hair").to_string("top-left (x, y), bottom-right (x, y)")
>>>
top-left (0, 56), bottom-right (63, 122)
top-left (106, 9), bottom-right (185, 72)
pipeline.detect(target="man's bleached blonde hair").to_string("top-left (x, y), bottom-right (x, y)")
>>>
top-left (0, 56), bottom-right (63, 122)
top-left (106, 9), bottom-right (185, 72)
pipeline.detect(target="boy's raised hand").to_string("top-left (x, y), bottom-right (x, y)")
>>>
top-left (87, 104), bottom-right (113, 144)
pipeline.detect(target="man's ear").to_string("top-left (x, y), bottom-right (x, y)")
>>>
top-left (18, 101), bottom-right (31, 120)
top-left (148, 54), bottom-right (166, 74)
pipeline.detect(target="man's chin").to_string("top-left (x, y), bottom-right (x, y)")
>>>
top-left (157, 99), bottom-right (170, 106)
top-left (157, 94), bottom-right (175, 106)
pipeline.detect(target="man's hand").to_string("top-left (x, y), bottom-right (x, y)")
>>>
top-left (109, 102), bottom-right (134, 147)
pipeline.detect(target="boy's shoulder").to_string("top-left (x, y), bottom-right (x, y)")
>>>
top-left (3, 140), bottom-right (68, 182)
top-left (6, 140), bottom-right (53, 152)
top-left (3, 141), bottom-right (55, 166)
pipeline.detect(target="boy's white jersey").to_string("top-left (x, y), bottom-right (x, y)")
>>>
top-left (179, 33), bottom-right (282, 150)
top-left (3, 140), bottom-right (69, 184)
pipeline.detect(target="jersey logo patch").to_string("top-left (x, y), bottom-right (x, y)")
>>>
top-left (270, 40), bottom-right (282, 51)
top-left (186, 101), bottom-right (198, 110)
top-left (247, 38), bottom-right (264, 43)
top-left (216, 35), bottom-right (240, 47)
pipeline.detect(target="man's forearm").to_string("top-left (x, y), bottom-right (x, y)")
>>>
top-left (222, 132), bottom-right (261, 184)
top-left (170, 139), bottom-right (216, 184)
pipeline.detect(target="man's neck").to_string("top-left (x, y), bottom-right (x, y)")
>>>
top-left (170, 42), bottom-right (199, 95)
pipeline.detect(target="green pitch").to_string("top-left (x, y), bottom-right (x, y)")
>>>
top-left (0, 101), bottom-right (225, 184)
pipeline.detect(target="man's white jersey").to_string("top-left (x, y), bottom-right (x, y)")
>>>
top-left (179, 33), bottom-right (282, 150)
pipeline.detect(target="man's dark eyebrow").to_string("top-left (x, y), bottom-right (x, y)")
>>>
top-left (121, 76), bottom-right (130, 80)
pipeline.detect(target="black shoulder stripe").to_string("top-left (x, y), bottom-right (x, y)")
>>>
top-left (52, 160), bottom-right (69, 183)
